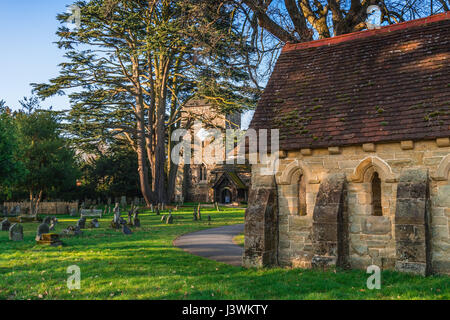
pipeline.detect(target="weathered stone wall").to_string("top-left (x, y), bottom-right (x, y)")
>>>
top-left (245, 139), bottom-right (450, 275)
top-left (3, 201), bottom-right (79, 215)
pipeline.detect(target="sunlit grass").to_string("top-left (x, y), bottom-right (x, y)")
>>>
top-left (233, 233), bottom-right (244, 247)
top-left (0, 206), bottom-right (448, 300)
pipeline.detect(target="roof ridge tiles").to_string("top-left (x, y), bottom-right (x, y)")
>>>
top-left (283, 12), bottom-right (450, 52)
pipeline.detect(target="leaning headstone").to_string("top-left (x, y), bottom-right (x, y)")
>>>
top-left (9, 223), bottom-right (24, 241)
top-left (161, 215), bottom-right (167, 222)
top-left (1, 218), bottom-right (11, 231)
top-left (122, 225), bottom-right (132, 235)
top-left (36, 223), bottom-right (50, 241)
top-left (166, 214), bottom-right (173, 225)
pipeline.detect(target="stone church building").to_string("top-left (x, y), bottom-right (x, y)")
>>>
top-left (174, 100), bottom-right (250, 204)
top-left (244, 13), bottom-right (450, 275)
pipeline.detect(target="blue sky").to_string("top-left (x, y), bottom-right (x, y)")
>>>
top-left (0, 0), bottom-right (254, 127)
top-left (0, 0), bottom-right (74, 111)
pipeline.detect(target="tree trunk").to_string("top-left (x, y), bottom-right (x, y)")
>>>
top-left (136, 100), bottom-right (153, 207)
top-left (154, 94), bottom-right (167, 204)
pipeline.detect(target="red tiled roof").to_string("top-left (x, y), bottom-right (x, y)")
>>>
top-left (249, 13), bottom-right (450, 151)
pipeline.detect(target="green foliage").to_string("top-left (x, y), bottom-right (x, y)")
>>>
top-left (0, 100), bottom-right (25, 197)
top-left (77, 142), bottom-right (143, 199)
top-left (14, 97), bottom-right (79, 200)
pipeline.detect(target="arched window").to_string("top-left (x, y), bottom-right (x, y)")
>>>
top-left (298, 175), bottom-right (307, 216)
top-left (199, 164), bottom-right (207, 181)
top-left (371, 172), bottom-right (382, 216)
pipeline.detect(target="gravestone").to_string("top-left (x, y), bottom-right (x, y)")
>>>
top-left (197, 207), bottom-right (202, 221)
top-left (133, 216), bottom-right (140, 227)
top-left (122, 225), bottom-right (132, 235)
top-left (36, 223), bottom-right (50, 241)
top-left (61, 225), bottom-right (82, 237)
top-left (193, 208), bottom-right (198, 221)
top-left (156, 208), bottom-right (160, 216)
top-left (90, 218), bottom-right (100, 228)
top-left (12, 205), bottom-right (21, 216)
top-left (77, 217), bottom-right (86, 229)
top-left (150, 204), bottom-right (154, 212)
top-left (161, 215), bottom-right (167, 222)
top-left (1, 219), bottom-right (11, 231)
top-left (120, 196), bottom-right (127, 207)
top-left (43, 216), bottom-right (52, 225)
top-left (166, 214), bottom-right (173, 224)
top-left (207, 215), bottom-right (212, 225)
top-left (133, 207), bottom-right (140, 227)
top-left (70, 208), bottom-right (78, 217)
top-left (49, 218), bottom-right (58, 231)
top-left (9, 223), bottom-right (24, 241)
top-left (36, 233), bottom-right (62, 246)
top-left (127, 205), bottom-right (134, 225)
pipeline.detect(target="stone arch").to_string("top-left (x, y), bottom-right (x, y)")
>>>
top-left (434, 154), bottom-right (450, 181)
top-left (350, 156), bottom-right (397, 183)
top-left (278, 160), bottom-right (314, 185)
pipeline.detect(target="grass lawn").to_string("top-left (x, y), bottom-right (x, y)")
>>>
top-left (0, 206), bottom-right (448, 300)
top-left (233, 233), bottom-right (244, 247)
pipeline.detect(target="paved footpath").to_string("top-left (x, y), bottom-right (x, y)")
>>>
top-left (174, 224), bottom-right (244, 266)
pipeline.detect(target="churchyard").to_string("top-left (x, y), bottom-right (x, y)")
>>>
top-left (0, 204), bottom-right (448, 300)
